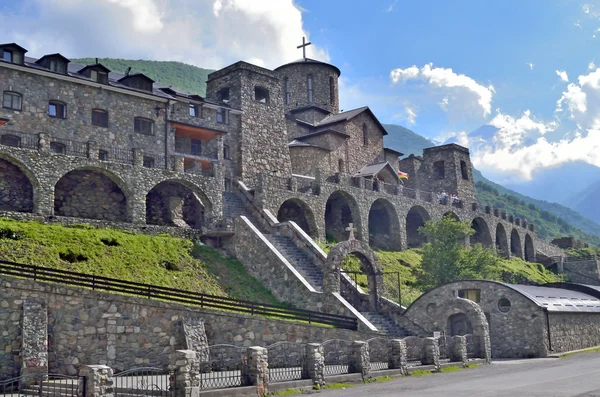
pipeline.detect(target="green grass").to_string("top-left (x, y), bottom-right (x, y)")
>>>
top-left (365, 375), bottom-right (395, 383)
top-left (268, 388), bottom-right (303, 396)
top-left (323, 383), bottom-right (356, 389)
top-left (439, 365), bottom-right (462, 373)
top-left (409, 369), bottom-right (434, 376)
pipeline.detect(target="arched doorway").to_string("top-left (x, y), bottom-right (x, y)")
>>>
top-left (368, 198), bottom-right (400, 250)
top-left (0, 157), bottom-right (34, 213)
top-left (448, 313), bottom-right (473, 336)
top-left (510, 229), bottom-right (522, 258)
top-left (495, 223), bottom-right (509, 258)
top-left (524, 234), bottom-right (535, 262)
top-left (406, 206), bottom-right (430, 248)
top-left (54, 169), bottom-right (128, 221)
top-left (443, 211), bottom-right (460, 221)
top-left (325, 190), bottom-right (361, 242)
top-left (277, 198), bottom-right (318, 237)
top-left (146, 181), bottom-right (208, 229)
top-left (470, 217), bottom-right (493, 248)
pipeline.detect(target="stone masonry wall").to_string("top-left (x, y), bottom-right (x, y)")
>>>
top-left (0, 158), bottom-right (34, 212)
top-left (548, 312), bottom-right (600, 353)
top-left (0, 276), bottom-right (376, 378)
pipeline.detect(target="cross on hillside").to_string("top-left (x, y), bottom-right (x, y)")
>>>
top-left (297, 36), bottom-right (312, 59)
top-left (346, 223), bottom-right (356, 240)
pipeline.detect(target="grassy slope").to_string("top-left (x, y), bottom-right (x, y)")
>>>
top-left (0, 218), bottom-right (280, 304)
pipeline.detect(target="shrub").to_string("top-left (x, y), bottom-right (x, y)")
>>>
top-left (0, 227), bottom-right (24, 240)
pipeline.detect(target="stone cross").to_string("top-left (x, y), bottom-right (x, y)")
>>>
top-left (297, 36), bottom-right (312, 59)
top-left (345, 223), bottom-right (356, 240)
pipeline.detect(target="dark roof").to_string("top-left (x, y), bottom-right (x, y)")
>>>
top-left (288, 140), bottom-right (331, 151)
top-left (354, 162), bottom-right (399, 181)
top-left (118, 72), bottom-right (155, 84)
top-left (545, 283), bottom-right (600, 300)
top-left (35, 53), bottom-right (70, 65)
top-left (423, 143), bottom-right (469, 154)
top-left (78, 63), bottom-right (111, 74)
top-left (289, 104), bottom-right (332, 115)
top-left (274, 57), bottom-right (341, 76)
top-left (295, 128), bottom-right (349, 141)
top-left (315, 106), bottom-right (388, 136)
top-left (384, 147), bottom-right (404, 156)
top-left (0, 43), bottom-right (28, 53)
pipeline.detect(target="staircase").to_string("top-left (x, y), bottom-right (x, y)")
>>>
top-left (360, 312), bottom-right (408, 337)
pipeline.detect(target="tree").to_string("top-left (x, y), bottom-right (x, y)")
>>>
top-left (418, 215), bottom-right (500, 289)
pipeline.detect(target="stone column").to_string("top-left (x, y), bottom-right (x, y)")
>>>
top-left (20, 301), bottom-right (48, 385)
top-left (290, 176), bottom-right (298, 192)
top-left (451, 336), bottom-right (468, 367)
top-left (313, 168), bottom-right (323, 195)
top-left (130, 192), bottom-right (147, 225)
top-left (348, 341), bottom-right (370, 380)
top-left (422, 337), bottom-right (440, 371)
top-left (389, 339), bottom-right (408, 375)
top-left (38, 132), bottom-right (50, 154)
top-left (216, 136), bottom-right (224, 160)
top-left (132, 148), bottom-right (144, 167)
top-left (168, 350), bottom-right (200, 397)
top-left (302, 343), bottom-right (324, 387)
top-left (174, 156), bottom-right (185, 174)
top-left (79, 365), bottom-right (114, 397)
top-left (87, 141), bottom-right (99, 160)
top-left (242, 346), bottom-right (268, 394)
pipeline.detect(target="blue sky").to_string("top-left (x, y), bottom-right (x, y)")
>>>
top-left (2, 0), bottom-right (600, 183)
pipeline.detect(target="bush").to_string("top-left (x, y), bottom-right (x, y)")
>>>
top-left (59, 250), bottom-right (88, 263)
top-left (0, 227), bottom-right (24, 240)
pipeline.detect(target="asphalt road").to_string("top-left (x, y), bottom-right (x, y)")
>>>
top-left (320, 354), bottom-right (600, 397)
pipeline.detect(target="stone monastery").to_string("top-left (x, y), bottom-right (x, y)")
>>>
top-left (5, 40), bottom-right (600, 370)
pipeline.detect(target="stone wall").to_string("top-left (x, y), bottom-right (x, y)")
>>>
top-left (0, 276), bottom-right (377, 378)
top-left (342, 112), bottom-right (386, 176)
top-left (548, 312), bottom-right (600, 352)
top-left (0, 158), bottom-right (33, 212)
top-left (563, 260), bottom-right (600, 286)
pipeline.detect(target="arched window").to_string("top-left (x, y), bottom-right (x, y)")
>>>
top-left (338, 159), bottom-right (345, 173)
top-left (329, 76), bottom-right (335, 104)
top-left (254, 86), bottom-right (269, 104)
top-left (0, 134), bottom-right (20, 147)
top-left (284, 77), bottom-right (291, 105)
top-left (307, 74), bottom-right (313, 103)
top-left (3, 91), bottom-right (22, 110)
top-left (50, 142), bottom-right (66, 154)
top-left (362, 123), bottom-right (368, 146)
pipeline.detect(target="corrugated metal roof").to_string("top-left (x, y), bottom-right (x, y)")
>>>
top-left (503, 283), bottom-right (600, 312)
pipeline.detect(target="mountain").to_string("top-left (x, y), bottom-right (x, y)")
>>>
top-left (383, 124), bottom-right (434, 158)
top-left (71, 58), bottom-right (215, 96)
top-left (565, 180), bottom-right (600, 226)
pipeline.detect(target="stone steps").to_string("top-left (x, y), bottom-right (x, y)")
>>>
top-left (361, 311), bottom-right (409, 337)
top-left (266, 235), bottom-right (324, 291)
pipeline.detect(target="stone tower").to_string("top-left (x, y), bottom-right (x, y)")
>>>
top-left (422, 144), bottom-right (476, 203)
top-left (206, 62), bottom-right (292, 180)
top-left (274, 58), bottom-right (341, 115)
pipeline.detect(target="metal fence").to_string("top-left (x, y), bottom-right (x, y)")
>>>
top-left (404, 336), bottom-right (424, 366)
top-left (0, 373), bottom-right (85, 397)
top-left (0, 130), bottom-right (40, 150)
top-left (143, 152), bottom-right (167, 169)
top-left (50, 137), bottom-right (88, 158)
top-left (367, 337), bottom-right (392, 371)
top-left (199, 344), bottom-right (245, 390)
top-left (465, 334), bottom-right (481, 358)
top-left (108, 147), bottom-right (135, 165)
top-left (437, 336), bottom-right (454, 362)
top-left (322, 339), bottom-right (352, 376)
top-left (114, 367), bottom-right (175, 397)
top-left (266, 342), bottom-right (306, 383)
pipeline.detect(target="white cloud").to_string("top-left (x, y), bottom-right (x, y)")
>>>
top-left (0, 0), bottom-right (328, 71)
top-left (390, 63), bottom-right (495, 117)
top-left (557, 84), bottom-right (587, 118)
top-left (385, 0), bottom-right (399, 12)
top-left (589, 61), bottom-right (596, 70)
top-left (556, 70), bottom-right (569, 82)
top-left (405, 107), bottom-right (417, 125)
top-left (528, 63), bottom-right (535, 70)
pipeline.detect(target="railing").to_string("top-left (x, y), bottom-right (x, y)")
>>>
top-left (266, 342), bottom-right (306, 383)
top-left (108, 147), bottom-right (135, 165)
top-left (381, 182), bottom-right (397, 195)
top-left (0, 129), bottom-right (39, 150)
top-left (322, 339), bottom-right (352, 375)
top-left (0, 260), bottom-right (358, 330)
top-left (143, 152), bottom-right (167, 169)
top-left (199, 345), bottom-right (245, 390)
top-left (465, 334), bottom-right (481, 358)
top-left (51, 137), bottom-right (88, 157)
top-left (184, 166), bottom-right (213, 177)
top-left (114, 367), bottom-right (175, 397)
top-left (367, 337), bottom-right (392, 371)
top-left (437, 335), bottom-right (454, 362)
top-left (0, 373), bottom-right (85, 397)
top-left (404, 336), bottom-right (424, 366)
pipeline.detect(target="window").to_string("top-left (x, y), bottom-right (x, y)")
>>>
top-left (458, 289), bottom-right (481, 303)
top-left (461, 160), bottom-right (469, 180)
top-left (134, 117), bottom-right (154, 135)
top-left (50, 142), bottom-right (65, 154)
top-left (217, 108), bottom-right (229, 124)
top-left (2, 50), bottom-right (22, 65)
top-left (362, 123), bottom-right (368, 146)
top-left (90, 70), bottom-right (108, 84)
top-left (49, 60), bottom-right (67, 74)
top-left (191, 139), bottom-right (202, 156)
top-left (433, 160), bottom-right (445, 180)
top-left (307, 74), bottom-right (313, 103)
top-left (329, 76), bottom-right (335, 104)
top-left (218, 87), bottom-right (230, 102)
top-left (223, 144), bottom-right (230, 159)
top-left (338, 159), bottom-right (345, 173)
top-left (143, 156), bottom-right (155, 168)
top-left (0, 134), bottom-right (20, 147)
top-left (498, 298), bottom-right (511, 313)
top-left (3, 91), bottom-right (22, 110)
top-left (224, 178), bottom-right (232, 192)
top-left (254, 86), bottom-right (269, 104)
top-left (92, 109), bottom-right (108, 127)
top-left (48, 101), bottom-right (66, 119)
top-left (284, 77), bottom-right (291, 105)
top-left (98, 150), bottom-right (109, 161)
top-left (189, 103), bottom-right (198, 117)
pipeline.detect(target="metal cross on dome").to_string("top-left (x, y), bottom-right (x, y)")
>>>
top-left (297, 36), bottom-right (312, 59)
top-left (345, 223), bottom-right (356, 240)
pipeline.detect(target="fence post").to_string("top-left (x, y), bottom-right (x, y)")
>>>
top-left (242, 346), bottom-right (269, 394)
top-left (87, 141), bottom-right (99, 160)
top-left (168, 349), bottom-right (200, 397)
top-left (132, 148), bottom-right (144, 167)
top-left (389, 339), bottom-right (408, 375)
top-left (174, 156), bottom-right (185, 174)
top-left (348, 341), bottom-right (370, 381)
top-left (38, 132), bottom-right (50, 154)
top-left (78, 365), bottom-right (114, 397)
top-left (451, 336), bottom-right (468, 367)
top-left (302, 343), bottom-right (325, 387)
top-left (422, 337), bottom-right (440, 371)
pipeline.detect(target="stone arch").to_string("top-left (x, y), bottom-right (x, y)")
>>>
top-left (145, 180), bottom-right (212, 229)
top-left (524, 234), bottom-right (535, 262)
top-left (443, 211), bottom-right (460, 221)
top-left (368, 198), bottom-right (401, 250)
top-left (448, 312), bottom-right (472, 336)
top-left (323, 239), bottom-right (383, 312)
top-left (54, 168), bottom-right (129, 222)
top-left (406, 205), bottom-right (430, 248)
top-left (324, 190), bottom-right (362, 242)
top-left (0, 155), bottom-right (36, 213)
top-left (470, 217), bottom-right (493, 248)
top-left (495, 223), bottom-right (509, 258)
top-left (277, 198), bottom-right (318, 238)
top-left (510, 229), bottom-right (523, 259)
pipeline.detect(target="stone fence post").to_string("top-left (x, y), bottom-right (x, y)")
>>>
top-left (87, 141), bottom-right (99, 160)
top-left (242, 346), bottom-right (268, 395)
top-left (79, 365), bottom-right (114, 397)
top-left (168, 350), bottom-right (199, 397)
top-left (389, 339), bottom-right (408, 375)
top-left (451, 336), bottom-right (468, 367)
top-left (302, 343), bottom-right (324, 387)
top-left (422, 337), bottom-right (440, 371)
top-left (132, 148), bottom-right (144, 167)
top-left (348, 341), bottom-right (370, 381)
top-left (174, 156), bottom-right (184, 174)
top-left (38, 132), bottom-right (50, 154)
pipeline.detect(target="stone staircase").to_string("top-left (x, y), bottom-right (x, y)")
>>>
top-left (360, 312), bottom-right (409, 337)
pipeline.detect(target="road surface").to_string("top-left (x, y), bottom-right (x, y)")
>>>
top-left (320, 354), bottom-right (600, 397)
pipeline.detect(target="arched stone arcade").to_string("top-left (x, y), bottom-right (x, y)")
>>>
top-left (0, 157), bottom-right (35, 213)
top-left (368, 198), bottom-right (401, 251)
top-left (54, 169), bottom-right (129, 222)
top-left (145, 180), bottom-right (210, 229)
top-left (406, 205), bottom-right (430, 248)
top-left (470, 217), bottom-right (493, 248)
top-left (524, 234), bottom-right (535, 262)
top-left (510, 229), bottom-right (523, 259)
top-left (495, 223), bottom-right (509, 258)
top-left (324, 190), bottom-right (362, 242)
top-left (277, 198), bottom-right (318, 237)
top-left (443, 211), bottom-right (460, 221)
